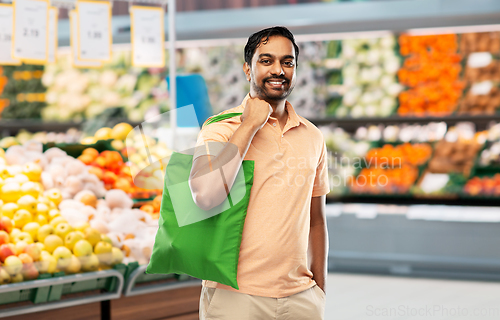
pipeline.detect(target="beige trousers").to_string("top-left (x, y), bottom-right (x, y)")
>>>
top-left (199, 285), bottom-right (326, 320)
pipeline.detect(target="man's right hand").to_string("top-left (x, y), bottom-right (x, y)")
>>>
top-left (240, 97), bottom-right (273, 131)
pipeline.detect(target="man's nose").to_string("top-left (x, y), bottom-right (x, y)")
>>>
top-left (270, 62), bottom-right (284, 76)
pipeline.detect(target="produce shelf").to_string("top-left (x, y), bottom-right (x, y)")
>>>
top-left (0, 268), bottom-right (124, 318)
top-left (122, 264), bottom-right (201, 297)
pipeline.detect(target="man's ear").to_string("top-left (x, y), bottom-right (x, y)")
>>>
top-left (243, 62), bottom-right (251, 82)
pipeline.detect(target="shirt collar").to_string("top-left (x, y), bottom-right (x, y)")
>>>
top-left (240, 94), bottom-right (308, 128)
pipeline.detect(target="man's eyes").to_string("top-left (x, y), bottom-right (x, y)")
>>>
top-left (260, 60), bottom-right (294, 66)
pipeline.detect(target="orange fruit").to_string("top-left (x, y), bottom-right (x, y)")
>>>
top-left (77, 154), bottom-right (94, 165)
top-left (88, 166), bottom-right (103, 180)
top-left (140, 204), bottom-right (154, 214)
top-left (82, 148), bottom-right (99, 159)
top-left (79, 193), bottom-right (97, 208)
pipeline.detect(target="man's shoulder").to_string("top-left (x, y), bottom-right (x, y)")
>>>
top-left (202, 105), bottom-right (243, 128)
top-left (297, 115), bottom-right (324, 140)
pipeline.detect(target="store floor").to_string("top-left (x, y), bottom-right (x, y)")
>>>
top-left (324, 273), bottom-right (500, 320)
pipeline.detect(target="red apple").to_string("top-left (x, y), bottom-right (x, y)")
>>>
top-left (0, 231), bottom-right (9, 245)
top-left (0, 244), bottom-right (15, 263)
top-left (0, 217), bottom-right (13, 234)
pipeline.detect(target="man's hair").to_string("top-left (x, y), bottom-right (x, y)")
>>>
top-left (244, 26), bottom-right (299, 66)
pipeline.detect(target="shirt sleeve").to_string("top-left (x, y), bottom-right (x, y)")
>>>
top-left (312, 139), bottom-right (330, 197)
top-left (193, 121), bottom-right (235, 160)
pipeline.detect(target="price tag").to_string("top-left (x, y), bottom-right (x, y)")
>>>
top-left (470, 81), bottom-right (493, 96)
top-left (467, 52), bottom-right (492, 68)
top-left (70, 10), bottom-right (102, 68)
top-left (0, 4), bottom-right (21, 65)
top-left (12, 0), bottom-right (49, 64)
top-left (76, 1), bottom-right (112, 62)
top-left (130, 6), bottom-right (165, 68)
top-left (47, 7), bottom-right (57, 63)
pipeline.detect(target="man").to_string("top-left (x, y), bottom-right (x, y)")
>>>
top-left (190, 26), bottom-right (330, 320)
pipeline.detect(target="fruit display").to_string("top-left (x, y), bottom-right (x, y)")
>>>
top-left (332, 37), bottom-right (403, 118)
top-left (79, 148), bottom-right (162, 199)
top-left (0, 128), bottom-right (83, 148)
top-left (0, 65), bottom-right (46, 119)
top-left (463, 174), bottom-right (500, 197)
top-left (459, 32), bottom-right (500, 55)
top-left (427, 140), bottom-right (482, 177)
top-left (42, 50), bottom-right (169, 122)
top-left (459, 32), bottom-right (500, 115)
top-left (397, 34), bottom-right (464, 116)
top-left (0, 154), bottom-right (125, 285)
top-left (349, 165), bottom-right (419, 194)
top-left (80, 122), bottom-right (133, 146)
top-left (365, 143), bottom-right (433, 167)
top-left (321, 126), bottom-right (372, 195)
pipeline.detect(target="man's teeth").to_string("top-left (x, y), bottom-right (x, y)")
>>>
top-left (268, 81), bottom-right (284, 85)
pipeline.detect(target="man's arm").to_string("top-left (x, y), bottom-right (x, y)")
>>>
top-left (189, 97), bottom-right (272, 211)
top-left (309, 195), bottom-right (328, 293)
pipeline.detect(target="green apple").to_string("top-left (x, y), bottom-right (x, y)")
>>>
top-left (12, 209), bottom-right (32, 229)
top-left (65, 255), bottom-right (81, 274)
top-left (111, 247), bottom-right (124, 265)
top-left (4, 255), bottom-right (23, 276)
top-left (43, 234), bottom-right (63, 254)
top-left (94, 241), bottom-right (112, 266)
top-left (37, 224), bottom-right (54, 243)
top-left (34, 214), bottom-right (48, 226)
top-left (53, 246), bottom-right (72, 270)
top-left (11, 273), bottom-right (23, 283)
top-left (101, 235), bottom-right (112, 245)
top-left (22, 222), bottom-right (40, 241)
top-left (10, 228), bottom-right (21, 238)
top-left (73, 222), bottom-right (90, 233)
top-left (16, 195), bottom-right (37, 213)
top-left (65, 231), bottom-right (84, 251)
top-left (36, 202), bottom-right (49, 216)
top-left (80, 253), bottom-right (99, 272)
top-left (84, 228), bottom-right (101, 247)
top-left (35, 242), bottom-right (45, 252)
top-left (1, 202), bottom-right (18, 219)
top-left (13, 232), bottom-right (33, 244)
top-left (0, 267), bottom-right (11, 284)
top-left (55, 222), bottom-right (73, 240)
top-left (49, 216), bottom-right (67, 228)
top-left (39, 251), bottom-right (57, 274)
top-left (73, 240), bottom-right (92, 257)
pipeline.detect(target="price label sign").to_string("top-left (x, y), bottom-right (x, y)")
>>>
top-left (13, 0), bottom-right (49, 64)
top-left (77, 1), bottom-right (112, 62)
top-left (70, 10), bottom-right (102, 68)
top-left (47, 7), bottom-right (57, 63)
top-left (130, 6), bottom-right (164, 68)
top-left (0, 4), bottom-right (21, 65)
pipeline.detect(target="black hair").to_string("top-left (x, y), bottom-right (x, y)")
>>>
top-left (244, 26), bottom-right (299, 67)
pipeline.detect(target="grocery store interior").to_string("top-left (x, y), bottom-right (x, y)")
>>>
top-left (1, 0), bottom-right (500, 319)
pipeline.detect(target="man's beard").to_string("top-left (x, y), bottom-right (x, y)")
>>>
top-left (251, 75), bottom-right (294, 101)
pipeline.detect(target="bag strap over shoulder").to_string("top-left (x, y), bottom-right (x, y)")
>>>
top-left (203, 112), bottom-right (243, 127)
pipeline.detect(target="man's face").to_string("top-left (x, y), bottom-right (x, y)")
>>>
top-left (244, 36), bottom-right (297, 102)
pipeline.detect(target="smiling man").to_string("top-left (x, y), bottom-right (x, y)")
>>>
top-left (190, 26), bottom-right (330, 320)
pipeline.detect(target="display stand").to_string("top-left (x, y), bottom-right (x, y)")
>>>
top-left (122, 263), bottom-right (201, 297)
top-left (0, 269), bottom-right (124, 318)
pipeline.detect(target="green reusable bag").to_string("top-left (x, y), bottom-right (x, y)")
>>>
top-left (146, 113), bottom-right (253, 290)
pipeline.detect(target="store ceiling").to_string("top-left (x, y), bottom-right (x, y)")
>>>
top-left (57, 0), bottom-right (500, 46)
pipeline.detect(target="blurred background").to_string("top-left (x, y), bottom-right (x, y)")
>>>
top-left (1, 0), bottom-right (500, 319)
